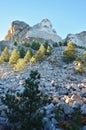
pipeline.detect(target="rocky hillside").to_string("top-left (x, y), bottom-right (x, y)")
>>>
top-left (0, 46), bottom-right (86, 130)
top-left (65, 31), bottom-right (86, 47)
top-left (0, 18), bottom-right (86, 130)
top-left (5, 18), bottom-right (62, 43)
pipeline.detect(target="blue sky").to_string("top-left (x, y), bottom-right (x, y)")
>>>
top-left (0, 0), bottom-right (86, 40)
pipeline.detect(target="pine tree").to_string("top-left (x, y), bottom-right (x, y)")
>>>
top-left (1, 47), bottom-right (9, 62)
top-left (31, 40), bottom-right (40, 50)
top-left (9, 49), bottom-right (20, 65)
top-left (0, 56), bottom-right (4, 63)
top-left (17, 46), bottom-right (26, 58)
top-left (63, 42), bottom-right (76, 63)
top-left (2, 70), bottom-right (48, 130)
top-left (83, 51), bottom-right (86, 61)
top-left (14, 58), bottom-right (26, 71)
top-left (14, 38), bottom-right (18, 46)
top-left (46, 45), bottom-right (52, 55)
top-left (34, 44), bottom-right (46, 61)
top-left (24, 50), bottom-right (32, 63)
top-left (30, 56), bottom-right (37, 64)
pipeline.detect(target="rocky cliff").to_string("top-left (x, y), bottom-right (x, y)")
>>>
top-left (65, 31), bottom-right (86, 47)
top-left (5, 18), bottom-right (62, 43)
top-left (5, 20), bottom-right (31, 42)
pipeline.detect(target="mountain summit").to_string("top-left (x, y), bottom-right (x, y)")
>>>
top-left (5, 18), bottom-right (62, 43)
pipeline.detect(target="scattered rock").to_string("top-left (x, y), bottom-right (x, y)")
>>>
top-left (81, 104), bottom-right (86, 114)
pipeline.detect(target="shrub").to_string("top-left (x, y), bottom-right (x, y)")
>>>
top-left (21, 40), bottom-right (26, 45)
top-left (63, 41), bottom-right (67, 46)
top-left (75, 65), bottom-right (83, 73)
top-left (75, 57), bottom-right (82, 63)
top-left (25, 42), bottom-right (31, 47)
top-left (54, 106), bottom-right (82, 130)
top-left (31, 40), bottom-right (40, 50)
top-left (53, 42), bottom-right (58, 47)
top-left (17, 46), bottom-right (26, 58)
top-left (44, 41), bottom-right (49, 49)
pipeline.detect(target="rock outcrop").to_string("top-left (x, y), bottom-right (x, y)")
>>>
top-left (0, 40), bottom-right (12, 53)
top-left (26, 18), bottom-right (62, 42)
top-left (5, 20), bottom-right (31, 42)
top-left (65, 31), bottom-right (86, 47)
top-left (5, 18), bottom-right (62, 43)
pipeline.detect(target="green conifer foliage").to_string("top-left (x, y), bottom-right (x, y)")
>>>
top-left (31, 40), bottom-right (40, 50)
top-left (24, 50), bottom-right (32, 63)
top-left (2, 70), bottom-right (47, 130)
top-left (34, 44), bottom-right (46, 61)
top-left (1, 47), bottom-right (9, 62)
top-left (14, 58), bottom-right (26, 71)
top-left (0, 56), bottom-right (4, 63)
top-left (46, 45), bottom-right (52, 55)
top-left (63, 42), bottom-right (76, 63)
top-left (9, 49), bottom-right (20, 65)
top-left (83, 51), bottom-right (86, 61)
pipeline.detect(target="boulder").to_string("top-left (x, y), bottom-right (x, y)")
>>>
top-left (81, 104), bottom-right (86, 114)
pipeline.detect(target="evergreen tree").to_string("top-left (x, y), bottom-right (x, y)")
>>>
top-left (17, 46), bottom-right (26, 58)
top-left (24, 50), bottom-right (32, 63)
top-left (83, 51), bottom-right (86, 61)
top-left (2, 70), bottom-right (48, 130)
top-left (30, 44), bottom-right (47, 64)
top-left (1, 47), bottom-right (9, 62)
top-left (46, 45), bottom-right (52, 55)
top-left (14, 58), bottom-right (26, 71)
top-left (31, 40), bottom-right (40, 50)
top-left (30, 56), bottom-right (37, 64)
top-left (9, 49), bottom-right (20, 65)
top-left (14, 38), bottom-right (18, 46)
top-left (34, 44), bottom-right (46, 61)
top-left (63, 42), bottom-right (76, 63)
top-left (44, 40), bottom-right (49, 49)
top-left (0, 56), bottom-right (4, 63)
